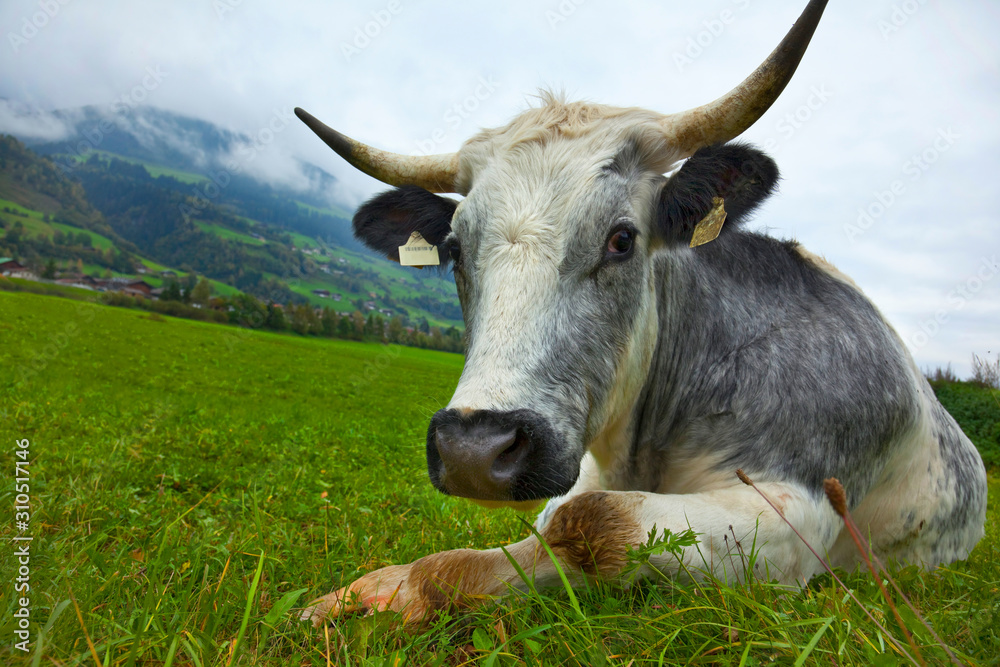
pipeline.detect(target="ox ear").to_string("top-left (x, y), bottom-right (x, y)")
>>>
top-left (656, 143), bottom-right (779, 246)
top-left (353, 185), bottom-right (458, 264)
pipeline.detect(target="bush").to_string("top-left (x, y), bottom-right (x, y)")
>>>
top-left (931, 379), bottom-right (1000, 469)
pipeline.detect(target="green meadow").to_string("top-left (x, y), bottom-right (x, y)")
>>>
top-left (0, 290), bottom-right (998, 665)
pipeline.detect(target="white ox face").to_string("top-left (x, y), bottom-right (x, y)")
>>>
top-left (294, 0), bottom-right (828, 507)
top-left (428, 110), bottom-right (676, 505)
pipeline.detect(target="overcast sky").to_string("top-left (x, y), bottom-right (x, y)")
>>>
top-left (2, 0), bottom-right (997, 377)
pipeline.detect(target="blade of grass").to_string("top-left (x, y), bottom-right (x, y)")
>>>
top-left (229, 550), bottom-right (266, 665)
top-left (793, 616), bottom-right (834, 667)
top-left (162, 635), bottom-right (180, 667)
top-left (31, 599), bottom-right (72, 667)
top-left (482, 624), bottom-right (552, 667)
top-left (521, 519), bottom-right (584, 622)
top-left (500, 545), bottom-right (540, 599)
top-left (68, 583), bottom-right (101, 667)
top-left (259, 587), bottom-right (308, 648)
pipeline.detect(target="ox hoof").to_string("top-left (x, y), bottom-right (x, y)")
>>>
top-left (300, 563), bottom-right (417, 628)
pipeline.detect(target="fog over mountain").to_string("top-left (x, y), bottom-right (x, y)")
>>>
top-left (0, 99), bottom-right (344, 212)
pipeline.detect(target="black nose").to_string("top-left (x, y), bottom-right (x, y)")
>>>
top-left (426, 408), bottom-right (575, 501)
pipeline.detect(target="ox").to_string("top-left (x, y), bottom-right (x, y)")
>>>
top-left (298, 0), bottom-right (987, 625)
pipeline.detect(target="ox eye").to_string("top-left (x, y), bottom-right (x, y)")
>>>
top-left (448, 241), bottom-right (462, 265)
top-left (606, 226), bottom-right (636, 257)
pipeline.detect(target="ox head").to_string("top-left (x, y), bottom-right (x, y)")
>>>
top-left (297, 0), bottom-right (827, 508)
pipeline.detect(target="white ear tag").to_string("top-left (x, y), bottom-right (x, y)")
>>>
top-left (398, 231), bottom-right (440, 268)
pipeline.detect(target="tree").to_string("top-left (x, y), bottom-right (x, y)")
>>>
top-left (387, 316), bottom-right (405, 343)
top-left (161, 281), bottom-right (183, 302)
top-left (190, 278), bottom-right (212, 306)
top-left (321, 307), bottom-right (337, 338)
top-left (337, 314), bottom-right (352, 338)
top-left (41, 258), bottom-right (56, 279)
top-left (351, 311), bottom-right (366, 338)
top-left (265, 303), bottom-right (287, 330)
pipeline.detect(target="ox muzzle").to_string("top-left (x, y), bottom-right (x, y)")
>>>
top-left (426, 408), bottom-right (577, 502)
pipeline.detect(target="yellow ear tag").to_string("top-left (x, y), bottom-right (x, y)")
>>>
top-left (689, 197), bottom-right (727, 248)
top-left (398, 231), bottom-right (440, 268)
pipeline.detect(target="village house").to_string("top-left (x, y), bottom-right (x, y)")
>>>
top-left (55, 275), bottom-right (99, 291)
top-left (99, 277), bottom-right (155, 297)
top-left (311, 289), bottom-right (331, 298)
top-left (0, 258), bottom-right (36, 280)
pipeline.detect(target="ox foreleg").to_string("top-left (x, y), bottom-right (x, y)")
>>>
top-left (300, 484), bottom-right (839, 627)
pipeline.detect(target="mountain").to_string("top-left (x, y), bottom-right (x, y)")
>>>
top-left (0, 132), bottom-right (463, 327)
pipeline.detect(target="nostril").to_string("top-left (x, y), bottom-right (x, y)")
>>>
top-left (490, 429), bottom-right (531, 482)
top-left (495, 432), bottom-right (523, 465)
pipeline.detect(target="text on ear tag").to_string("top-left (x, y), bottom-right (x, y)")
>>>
top-left (690, 197), bottom-right (727, 248)
top-left (398, 231), bottom-right (440, 267)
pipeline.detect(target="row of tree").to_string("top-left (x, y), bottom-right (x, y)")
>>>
top-left (100, 288), bottom-right (465, 353)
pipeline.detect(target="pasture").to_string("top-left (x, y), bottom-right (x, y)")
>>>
top-left (0, 290), bottom-right (997, 665)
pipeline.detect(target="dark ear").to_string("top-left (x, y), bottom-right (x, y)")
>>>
top-left (353, 185), bottom-right (458, 263)
top-left (657, 143), bottom-right (779, 246)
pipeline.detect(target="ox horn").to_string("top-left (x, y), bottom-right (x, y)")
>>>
top-left (660, 0), bottom-right (829, 156)
top-left (294, 107), bottom-right (459, 193)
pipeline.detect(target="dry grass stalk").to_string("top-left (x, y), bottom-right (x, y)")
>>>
top-left (823, 478), bottom-right (961, 666)
top-left (735, 469), bottom-right (917, 664)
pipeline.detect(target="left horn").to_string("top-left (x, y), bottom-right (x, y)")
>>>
top-left (660, 0), bottom-right (829, 157)
top-left (294, 107), bottom-right (459, 193)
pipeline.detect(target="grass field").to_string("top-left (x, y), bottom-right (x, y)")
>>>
top-left (193, 221), bottom-right (267, 246)
top-left (0, 291), bottom-right (997, 665)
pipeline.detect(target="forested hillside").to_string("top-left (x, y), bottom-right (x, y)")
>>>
top-left (0, 132), bottom-right (463, 326)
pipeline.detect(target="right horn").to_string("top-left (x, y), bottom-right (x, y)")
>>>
top-left (294, 107), bottom-right (459, 193)
top-left (660, 0), bottom-right (829, 157)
